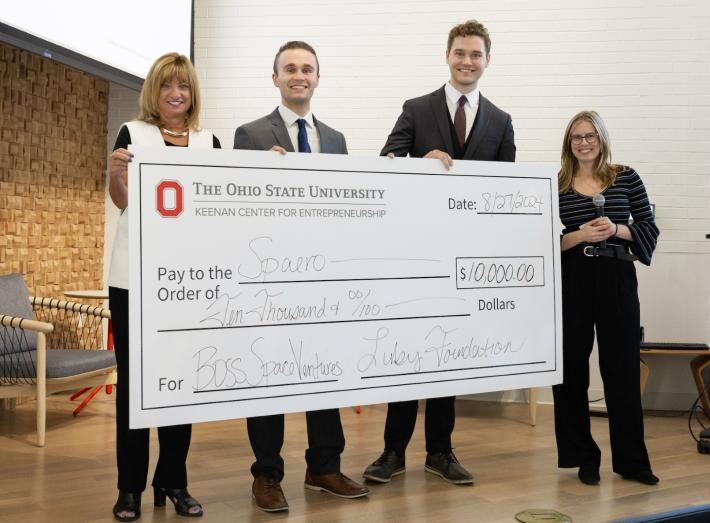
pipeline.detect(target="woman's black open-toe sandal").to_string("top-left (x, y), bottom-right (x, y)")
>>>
top-left (113, 491), bottom-right (141, 522)
top-left (154, 487), bottom-right (204, 517)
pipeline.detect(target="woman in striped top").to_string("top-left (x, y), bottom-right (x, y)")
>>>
top-left (552, 111), bottom-right (660, 487)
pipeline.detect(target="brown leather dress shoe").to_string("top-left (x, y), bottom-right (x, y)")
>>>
top-left (252, 476), bottom-right (288, 512)
top-left (304, 471), bottom-right (370, 498)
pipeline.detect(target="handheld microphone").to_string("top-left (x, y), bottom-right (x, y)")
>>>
top-left (592, 194), bottom-right (606, 248)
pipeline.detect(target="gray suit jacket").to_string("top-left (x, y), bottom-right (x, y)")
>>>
top-left (381, 86), bottom-right (515, 162)
top-left (233, 107), bottom-right (348, 154)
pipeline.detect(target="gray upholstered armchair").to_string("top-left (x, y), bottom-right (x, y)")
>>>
top-left (0, 273), bottom-right (117, 446)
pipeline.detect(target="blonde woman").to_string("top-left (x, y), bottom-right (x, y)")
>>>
top-left (553, 110), bottom-right (659, 486)
top-left (108, 53), bottom-right (220, 521)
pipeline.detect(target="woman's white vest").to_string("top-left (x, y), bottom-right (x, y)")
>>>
top-left (107, 121), bottom-right (214, 289)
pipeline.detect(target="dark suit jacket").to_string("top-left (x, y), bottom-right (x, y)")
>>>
top-left (233, 107), bottom-right (348, 154)
top-left (381, 85), bottom-right (515, 162)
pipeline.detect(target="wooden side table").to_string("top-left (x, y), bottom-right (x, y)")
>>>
top-left (640, 344), bottom-right (710, 416)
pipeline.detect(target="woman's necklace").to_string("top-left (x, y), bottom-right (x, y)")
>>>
top-left (160, 127), bottom-right (189, 137)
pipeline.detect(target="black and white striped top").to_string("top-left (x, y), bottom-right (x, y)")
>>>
top-left (559, 166), bottom-right (659, 265)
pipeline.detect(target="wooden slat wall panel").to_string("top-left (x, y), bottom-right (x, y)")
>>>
top-left (0, 42), bottom-right (108, 298)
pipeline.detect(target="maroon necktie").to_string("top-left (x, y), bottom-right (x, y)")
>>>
top-left (454, 95), bottom-right (467, 147)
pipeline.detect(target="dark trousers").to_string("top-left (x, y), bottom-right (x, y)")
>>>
top-left (384, 396), bottom-right (455, 455)
top-left (110, 287), bottom-right (192, 493)
top-left (552, 252), bottom-right (651, 475)
top-left (248, 409), bottom-right (345, 480)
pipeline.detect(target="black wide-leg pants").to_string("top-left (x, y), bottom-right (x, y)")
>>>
top-left (552, 251), bottom-right (651, 475)
top-left (110, 287), bottom-right (192, 493)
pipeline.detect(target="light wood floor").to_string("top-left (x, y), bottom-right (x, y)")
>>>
top-left (1, 394), bottom-right (709, 523)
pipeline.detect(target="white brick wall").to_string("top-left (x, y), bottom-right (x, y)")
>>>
top-left (194, 0), bottom-right (710, 257)
top-left (106, 83), bottom-right (140, 147)
top-left (103, 83), bottom-right (139, 284)
top-left (101, 2), bottom-right (709, 408)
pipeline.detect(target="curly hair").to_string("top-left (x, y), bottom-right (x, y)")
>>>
top-left (447, 20), bottom-right (491, 55)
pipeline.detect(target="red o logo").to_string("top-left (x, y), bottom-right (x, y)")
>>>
top-left (156, 180), bottom-right (183, 218)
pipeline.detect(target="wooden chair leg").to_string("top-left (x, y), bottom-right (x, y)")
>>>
top-left (690, 356), bottom-right (710, 417)
top-left (36, 332), bottom-right (47, 447)
top-left (37, 389), bottom-right (46, 447)
top-left (640, 360), bottom-right (650, 395)
top-left (528, 388), bottom-right (537, 426)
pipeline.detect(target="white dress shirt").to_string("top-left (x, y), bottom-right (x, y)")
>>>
top-left (444, 83), bottom-right (480, 142)
top-left (278, 105), bottom-right (321, 153)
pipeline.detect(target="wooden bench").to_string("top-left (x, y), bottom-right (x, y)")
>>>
top-left (639, 343), bottom-right (710, 415)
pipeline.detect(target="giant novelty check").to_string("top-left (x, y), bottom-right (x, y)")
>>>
top-left (128, 146), bottom-right (562, 428)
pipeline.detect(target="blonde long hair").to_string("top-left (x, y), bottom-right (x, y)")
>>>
top-left (558, 110), bottom-right (618, 194)
top-left (138, 53), bottom-right (201, 130)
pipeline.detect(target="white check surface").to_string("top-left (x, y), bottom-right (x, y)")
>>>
top-left (128, 146), bottom-right (561, 428)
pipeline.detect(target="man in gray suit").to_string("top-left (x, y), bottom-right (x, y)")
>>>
top-left (363, 20), bottom-right (516, 487)
top-left (233, 41), bottom-right (368, 513)
top-left (234, 43), bottom-right (347, 156)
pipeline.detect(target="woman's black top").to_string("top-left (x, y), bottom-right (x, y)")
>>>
top-left (559, 166), bottom-right (659, 265)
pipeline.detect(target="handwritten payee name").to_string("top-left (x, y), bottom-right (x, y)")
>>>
top-left (238, 236), bottom-right (325, 281)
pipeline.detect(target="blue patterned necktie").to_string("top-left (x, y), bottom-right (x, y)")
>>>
top-left (296, 118), bottom-right (312, 153)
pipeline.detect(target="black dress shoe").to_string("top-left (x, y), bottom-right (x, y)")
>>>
top-left (578, 465), bottom-right (600, 485)
top-left (113, 491), bottom-right (141, 522)
top-left (622, 470), bottom-right (659, 485)
top-left (424, 451), bottom-right (473, 485)
top-left (362, 449), bottom-right (405, 483)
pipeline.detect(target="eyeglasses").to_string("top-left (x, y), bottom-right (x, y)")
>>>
top-left (570, 133), bottom-right (598, 145)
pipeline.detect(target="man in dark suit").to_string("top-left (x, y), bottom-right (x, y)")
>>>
top-left (363, 20), bottom-right (516, 486)
top-left (233, 41), bottom-right (369, 513)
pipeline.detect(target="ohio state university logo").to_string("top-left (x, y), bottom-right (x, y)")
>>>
top-left (155, 180), bottom-right (184, 218)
